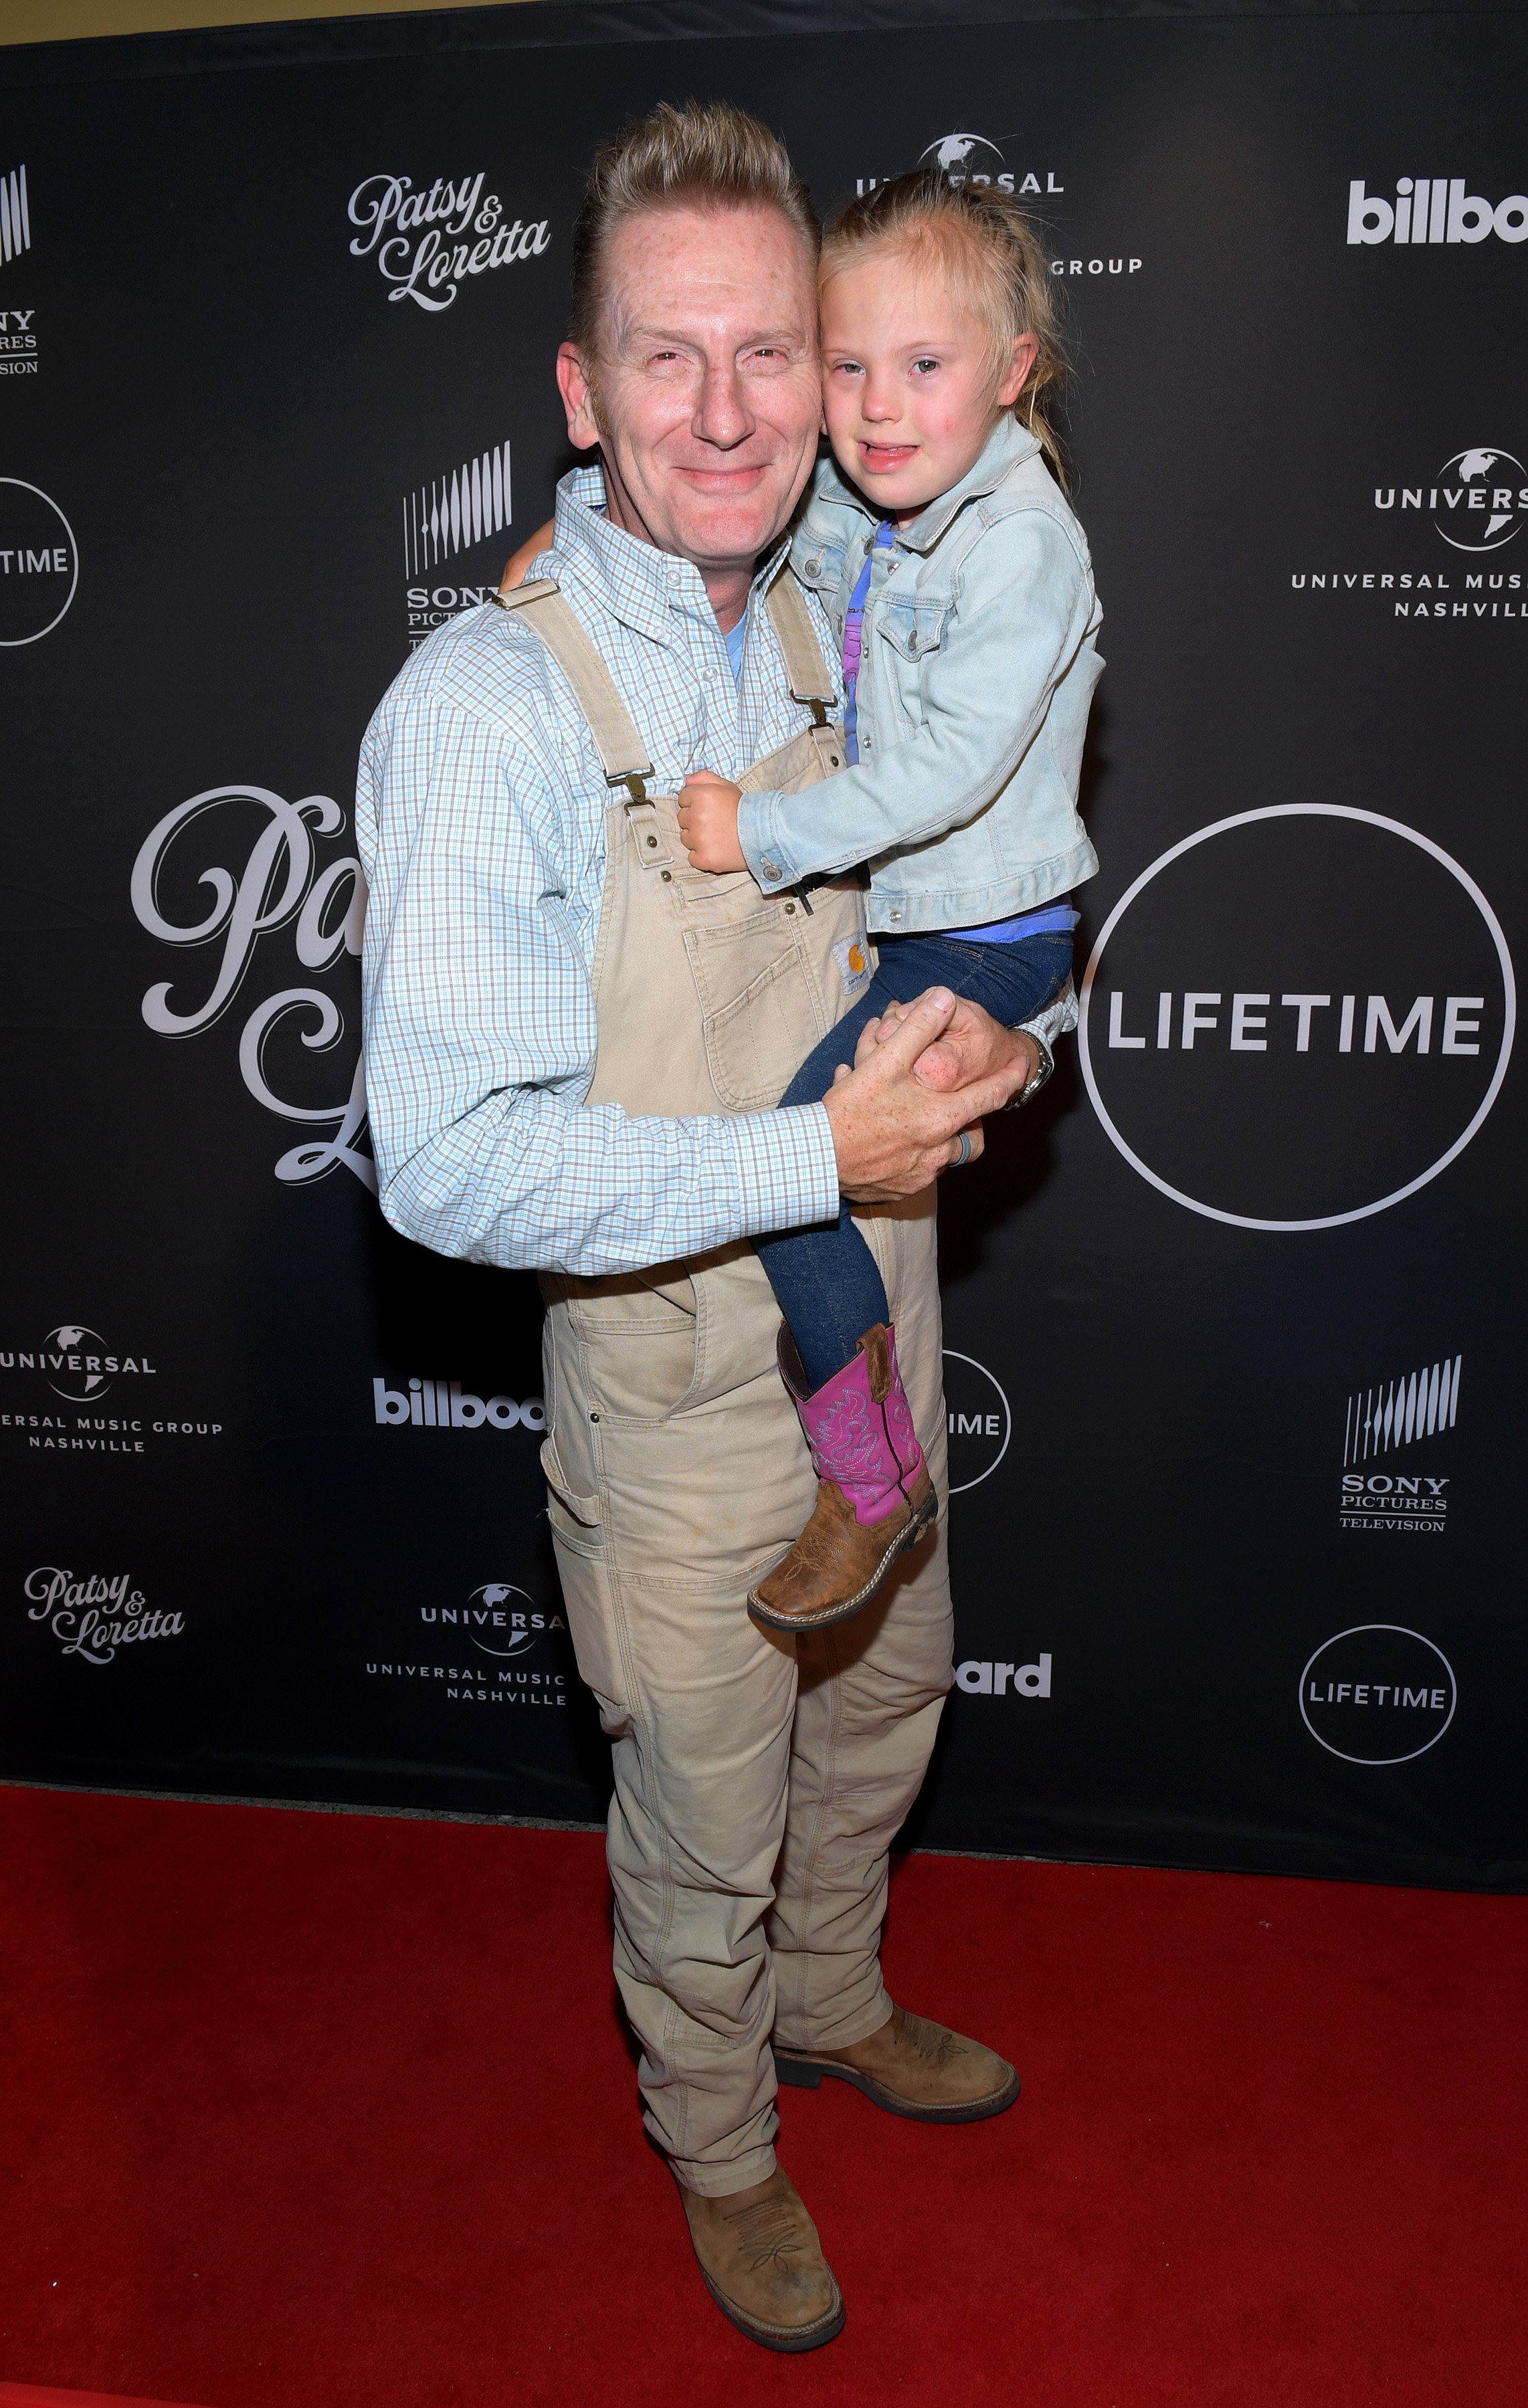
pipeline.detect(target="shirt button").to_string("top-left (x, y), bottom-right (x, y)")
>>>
top-left (761, 858), bottom-right (782, 881)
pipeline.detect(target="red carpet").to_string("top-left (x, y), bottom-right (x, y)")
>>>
top-left (1, 1786), bottom-right (1521, 2407)
top-left (0, 2389), bottom-right (211, 2407)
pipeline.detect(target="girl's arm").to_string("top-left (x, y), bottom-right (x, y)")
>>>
top-left (735, 510), bottom-right (1096, 894)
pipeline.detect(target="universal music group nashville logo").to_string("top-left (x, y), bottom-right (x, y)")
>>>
top-left (1289, 444), bottom-right (1528, 623)
top-left (367, 1580), bottom-right (571, 1709)
top-left (0, 1323), bottom-right (220, 1455)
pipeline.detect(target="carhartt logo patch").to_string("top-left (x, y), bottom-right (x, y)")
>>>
top-left (833, 935), bottom-right (872, 994)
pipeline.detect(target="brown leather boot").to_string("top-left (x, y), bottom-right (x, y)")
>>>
top-left (773, 2003), bottom-right (1020, 2123)
top-left (680, 2167), bottom-right (845, 2352)
top-left (748, 1324), bottom-right (937, 1635)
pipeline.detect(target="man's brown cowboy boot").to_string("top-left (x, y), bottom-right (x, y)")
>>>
top-left (748, 1324), bottom-right (936, 1634)
top-left (773, 2004), bottom-right (1020, 2123)
top-left (680, 2167), bottom-right (845, 2352)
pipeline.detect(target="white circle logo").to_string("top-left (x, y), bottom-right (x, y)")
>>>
top-left (1078, 806), bottom-right (1515, 1231)
top-left (467, 1582), bottom-right (541, 1658)
top-left (943, 1350), bottom-right (1011, 1493)
top-left (0, 479), bottom-right (79, 645)
top-left (1432, 448), bottom-right (1523, 552)
top-left (1299, 1625), bottom-right (1456, 1765)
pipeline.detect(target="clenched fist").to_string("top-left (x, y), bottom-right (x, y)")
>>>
top-left (677, 771), bottom-right (748, 874)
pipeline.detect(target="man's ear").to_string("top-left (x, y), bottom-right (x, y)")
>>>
top-left (557, 342), bottom-right (603, 452)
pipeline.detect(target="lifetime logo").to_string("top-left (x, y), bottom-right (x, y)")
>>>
top-left (373, 1377), bottom-right (545, 1431)
top-left (1347, 179), bottom-right (1528, 245)
top-left (1102, 992), bottom-right (1485, 1054)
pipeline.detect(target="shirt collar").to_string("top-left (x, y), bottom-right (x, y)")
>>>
top-left (815, 412), bottom-right (1040, 555)
top-left (551, 461), bottom-right (792, 643)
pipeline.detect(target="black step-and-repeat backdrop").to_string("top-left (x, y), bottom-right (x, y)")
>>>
top-left (3, 0), bottom-right (1523, 1889)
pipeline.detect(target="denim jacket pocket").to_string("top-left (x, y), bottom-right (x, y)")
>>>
top-left (877, 597), bottom-right (952, 664)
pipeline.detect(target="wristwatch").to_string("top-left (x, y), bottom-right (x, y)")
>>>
top-left (1009, 1030), bottom-right (1055, 1108)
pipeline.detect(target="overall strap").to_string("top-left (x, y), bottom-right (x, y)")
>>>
top-left (490, 578), bottom-right (654, 801)
top-left (763, 569), bottom-right (838, 725)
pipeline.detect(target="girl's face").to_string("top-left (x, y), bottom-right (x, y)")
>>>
top-left (818, 244), bottom-right (1036, 520)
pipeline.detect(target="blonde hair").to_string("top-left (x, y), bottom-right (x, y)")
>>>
top-left (569, 99), bottom-right (819, 359)
top-left (821, 170), bottom-right (1068, 482)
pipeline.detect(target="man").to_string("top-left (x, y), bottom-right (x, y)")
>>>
top-left (357, 100), bottom-right (1054, 2353)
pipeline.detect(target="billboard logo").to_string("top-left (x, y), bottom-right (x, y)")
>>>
top-left (372, 1377), bottom-right (544, 1431)
top-left (1079, 806), bottom-right (1515, 1231)
top-left (1299, 1626), bottom-right (1455, 1764)
top-left (1347, 179), bottom-right (1528, 246)
top-left (0, 164), bottom-right (29, 265)
top-left (955, 1654), bottom-right (1052, 1698)
top-left (0, 479), bottom-right (78, 646)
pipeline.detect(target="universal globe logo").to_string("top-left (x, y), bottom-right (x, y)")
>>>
top-left (1078, 806), bottom-right (1515, 1231)
top-left (1373, 449), bottom-right (1527, 553)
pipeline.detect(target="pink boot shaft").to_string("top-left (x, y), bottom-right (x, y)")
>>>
top-left (784, 1322), bottom-right (925, 1529)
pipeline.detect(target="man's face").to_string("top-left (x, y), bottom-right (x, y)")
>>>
top-left (556, 203), bottom-right (822, 575)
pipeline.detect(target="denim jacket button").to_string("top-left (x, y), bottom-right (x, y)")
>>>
top-left (761, 857), bottom-right (782, 881)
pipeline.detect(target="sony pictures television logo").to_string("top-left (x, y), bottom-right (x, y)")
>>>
top-left (1078, 805), bottom-right (1514, 1231)
top-left (347, 171), bottom-right (550, 312)
top-left (1300, 1627), bottom-right (1455, 1765)
top-left (0, 479), bottom-right (78, 645)
top-left (1339, 1350), bottom-right (1460, 1534)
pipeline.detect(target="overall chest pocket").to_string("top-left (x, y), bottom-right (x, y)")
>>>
top-left (686, 908), bottom-right (831, 1112)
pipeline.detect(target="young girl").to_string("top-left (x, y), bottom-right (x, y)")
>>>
top-left (676, 171), bottom-right (1102, 1636)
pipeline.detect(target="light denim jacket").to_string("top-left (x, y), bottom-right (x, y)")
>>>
top-left (737, 413), bottom-right (1103, 934)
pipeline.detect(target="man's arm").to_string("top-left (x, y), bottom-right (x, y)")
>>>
top-left (358, 682), bottom-right (1026, 1272)
top-left (735, 512), bottom-right (1094, 894)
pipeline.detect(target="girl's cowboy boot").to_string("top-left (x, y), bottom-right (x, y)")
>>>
top-left (747, 1322), bottom-right (937, 1634)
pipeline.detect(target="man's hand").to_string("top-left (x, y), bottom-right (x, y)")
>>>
top-left (822, 989), bottom-right (1035, 1202)
top-left (678, 772), bottom-right (747, 874)
top-left (869, 993), bottom-right (1039, 1096)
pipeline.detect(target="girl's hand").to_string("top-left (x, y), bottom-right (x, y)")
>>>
top-left (499, 520), bottom-right (556, 588)
top-left (678, 773), bottom-right (747, 874)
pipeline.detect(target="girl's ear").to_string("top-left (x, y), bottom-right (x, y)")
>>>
top-left (996, 332), bottom-right (1040, 409)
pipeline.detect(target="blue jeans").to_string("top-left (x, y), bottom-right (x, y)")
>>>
top-left (755, 930), bottom-right (1073, 1392)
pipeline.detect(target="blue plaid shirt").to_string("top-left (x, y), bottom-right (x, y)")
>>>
top-left (355, 466), bottom-right (844, 1275)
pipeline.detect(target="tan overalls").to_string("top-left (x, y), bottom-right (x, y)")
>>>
top-left (499, 567), bottom-right (954, 2198)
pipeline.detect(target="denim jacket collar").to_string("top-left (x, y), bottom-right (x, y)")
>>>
top-left (552, 462), bottom-right (791, 645)
top-left (814, 413), bottom-right (1042, 555)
